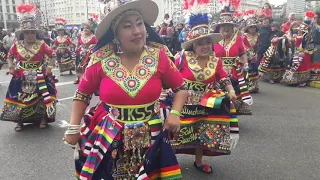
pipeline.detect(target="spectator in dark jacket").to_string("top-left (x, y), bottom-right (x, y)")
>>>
top-left (257, 18), bottom-right (272, 64)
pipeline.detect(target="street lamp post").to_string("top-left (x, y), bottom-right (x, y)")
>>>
top-left (44, 0), bottom-right (49, 27)
top-left (86, 0), bottom-right (89, 20)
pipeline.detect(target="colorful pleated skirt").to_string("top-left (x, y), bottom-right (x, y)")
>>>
top-left (282, 51), bottom-right (312, 85)
top-left (57, 51), bottom-right (76, 73)
top-left (170, 100), bottom-right (239, 156)
top-left (75, 102), bottom-right (182, 180)
top-left (0, 69), bottom-right (57, 123)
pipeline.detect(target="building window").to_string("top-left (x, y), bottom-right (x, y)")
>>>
top-left (6, 0), bottom-right (9, 4)
top-left (13, 6), bottom-right (16, 13)
top-left (7, 14), bottom-right (11, 20)
top-left (6, 6), bottom-right (10, 13)
top-left (12, 0), bottom-right (15, 4)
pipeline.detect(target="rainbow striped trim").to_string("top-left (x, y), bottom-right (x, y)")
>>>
top-left (148, 164), bottom-right (183, 180)
top-left (180, 115), bottom-right (230, 125)
top-left (37, 70), bottom-right (54, 108)
top-left (200, 90), bottom-right (225, 109)
top-left (79, 116), bottom-right (122, 179)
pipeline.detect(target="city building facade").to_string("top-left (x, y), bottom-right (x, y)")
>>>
top-left (286, 0), bottom-right (306, 19)
top-left (0, 0), bottom-right (25, 29)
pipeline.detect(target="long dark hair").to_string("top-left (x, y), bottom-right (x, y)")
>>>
top-left (262, 3), bottom-right (272, 10)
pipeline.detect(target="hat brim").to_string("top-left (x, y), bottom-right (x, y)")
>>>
top-left (243, 24), bottom-right (258, 31)
top-left (212, 22), bottom-right (238, 30)
top-left (293, 27), bottom-right (308, 33)
top-left (15, 29), bottom-right (42, 38)
top-left (181, 33), bottom-right (223, 50)
top-left (96, 0), bottom-right (158, 40)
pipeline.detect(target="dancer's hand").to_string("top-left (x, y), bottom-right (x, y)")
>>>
top-left (159, 90), bottom-right (168, 101)
top-left (243, 63), bottom-right (249, 72)
top-left (165, 113), bottom-right (180, 134)
top-left (64, 133), bottom-right (81, 146)
top-left (228, 92), bottom-right (237, 102)
top-left (8, 66), bottom-right (16, 76)
top-left (46, 67), bottom-right (52, 76)
top-left (259, 72), bottom-right (264, 78)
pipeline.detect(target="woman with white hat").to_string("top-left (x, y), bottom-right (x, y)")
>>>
top-left (213, 8), bottom-right (253, 115)
top-left (242, 10), bottom-right (260, 93)
top-left (74, 22), bottom-right (98, 84)
top-left (282, 21), bottom-right (313, 87)
top-left (53, 17), bottom-right (75, 76)
top-left (0, 4), bottom-right (57, 131)
top-left (171, 0), bottom-right (239, 174)
top-left (63, 0), bottom-right (188, 179)
top-left (258, 21), bottom-right (289, 84)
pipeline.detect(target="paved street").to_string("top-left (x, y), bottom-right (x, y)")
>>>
top-left (0, 67), bottom-right (319, 180)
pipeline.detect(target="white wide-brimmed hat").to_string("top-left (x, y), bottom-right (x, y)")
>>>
top-left (181, 25), bottom-right (222, 50)
top-left (15, 3), bottom-right (42, 37)
top-left (212, 12), bottom-right (238, 30)
top-left (96, 0), bottom-right (158, 40)
top-left (181, 1), bottom-right (222, 50)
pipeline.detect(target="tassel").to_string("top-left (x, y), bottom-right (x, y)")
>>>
top-left (36, 68), bottom-right (56, 118)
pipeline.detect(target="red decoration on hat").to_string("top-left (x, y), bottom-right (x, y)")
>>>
top-left (230, 0), bottom-right (240, 10)
top-left (55, 17), bottom-right (67, 25)
top-left (233, 11), bottom-right (242, 17)
top-left (16, 3), bottom-right (38, 14)
top-left (197, 0), bottom-right (210, 4)
top-left (306, 11), bottom-right (315, 19)
top-left (90, 13), bottom-right (99, 19)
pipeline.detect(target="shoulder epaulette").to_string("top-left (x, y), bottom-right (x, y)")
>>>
top-left (86, 44), bottom-right (114, 68)
top-left (148, 41), bottom-right (173, 58)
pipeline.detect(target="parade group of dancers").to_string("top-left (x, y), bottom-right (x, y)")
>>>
top-left (0, 0), bottom-right (319, 179)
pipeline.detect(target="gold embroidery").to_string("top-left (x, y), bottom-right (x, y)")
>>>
top-left (218, 33), bottom-right (238, 57)
top-left (149, 41), bottom-right (173, 58)
top-left (80, 33), bottom-right (94, 44)
top-left (86, 44), bottom-right (114, 68)
top-left (184, 51), bottom-right (218, 81)
top-left (57, 35), bottom-right (68, 44)
top-left (16, 40), bottom-right (43, 61)
top-left (245, 33), bottom-right (259, 47)
top-left (101, 46), bottom-right (159, 98)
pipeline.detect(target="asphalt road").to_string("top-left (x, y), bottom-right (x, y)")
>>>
top-left (0, 68), bottom-right (319, 180)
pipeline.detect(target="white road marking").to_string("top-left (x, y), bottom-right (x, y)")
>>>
top-left (58, 96), bottom-right (73, 101)
top-left (56, 81), bottom-right (74, 87)
top-left (0, 81), bottom-right (10, 84)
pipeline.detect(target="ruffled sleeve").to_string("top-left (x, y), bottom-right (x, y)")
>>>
top-left (67, 36), bottom-right (74, 46)
top-left (73, 61), bottom-right (102, 104)
top-left (215, 58), bottom-right (229, 82)
top-left (43, 42), bottom-right (55, 57)
top-left (242, 34), bottom-right (251, 49)
top-left (237, 36), bottom-right (245, 56)
top-left (159, 49), bottom-right (185, 92)
top-left (7, 42), bottom-right (17, 59)
top-left (92, 36), bottom-right (98, 44)
top-left (174, 51), bottom-right (188, 73)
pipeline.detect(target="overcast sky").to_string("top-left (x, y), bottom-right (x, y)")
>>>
top-left (269, 0), bottom-right (287, 6)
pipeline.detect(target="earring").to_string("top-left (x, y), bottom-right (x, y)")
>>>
top-left (146, 33), bottom-right (149, 39)
top-left (113, 39), bottom-right (123, 54)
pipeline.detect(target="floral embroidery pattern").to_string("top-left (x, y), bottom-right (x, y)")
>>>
top-left (102, 46), bottom-right (159, 98)
top-left (185, 51), bottom-right (218, 81)
top-left (86, 44), bottom-right (114, 68)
